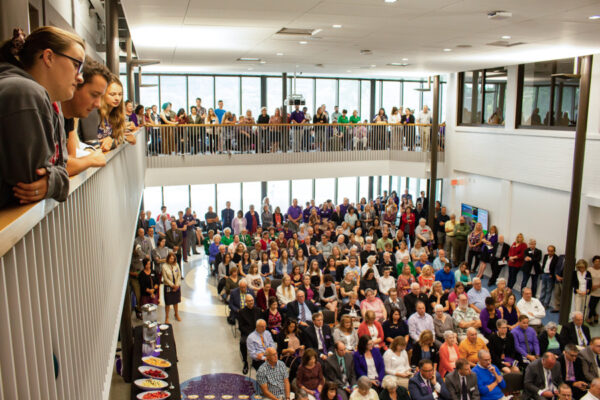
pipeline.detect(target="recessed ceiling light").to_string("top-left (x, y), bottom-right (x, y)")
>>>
top-left (346, 70), bottom-right (352, 72)
top-left (247, 67), bottom-right (253, 70)
top-left (370, 64), bottom-right (376, 67)
top-left (384, 0), bottom-right (397, 3)
top-left (238, 57), bottom-right (261, 61)
top-left (299, 41), bottom-right (308, 44)
top-left (589, 15), bottom-right (600, 19)
top-left (333, 24), bottom-right (342, 28)
top-left (443, 48), bottom-right (452, 52)
top-left (311, 29), bottom-right (322, 35)
top-left (259, 60), bottom-right (266, 64)
top-left (276, 52), bottom-right (284, 56)
top-left (402, 58), bottom-right (408, 61)
top-left (501, 35), bottom-right (511, 39)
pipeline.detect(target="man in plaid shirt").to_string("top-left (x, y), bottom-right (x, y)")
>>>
top-left (256, 347), bottom-right (290, 400)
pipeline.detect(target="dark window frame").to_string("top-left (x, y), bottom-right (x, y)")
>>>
top-left (457, 68), bottom-right (506, 127)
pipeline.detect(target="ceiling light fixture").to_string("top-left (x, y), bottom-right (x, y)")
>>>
top-left (299, 41), bottom-right (308, 44)
top-left (388, 62), bottom-right (410, 66)
top-left (333, 24), bottom-right (342, 28)
top-left (589, 15), bottom-right (600, 20)
top-left (238, 57), bottom-right (261, 61)
top-left (347, 70), bottom-right (352, 72)
top-left (276, 52), bottom-right (284, 56)
top-left (371, 64), bottom-right (376, 67)
top-left (443, 48), bottom-right (452, 52)
top-left (402, 58), bottom-right (408, 61)
top-left (501, 35), bottom-right (511, 39)
top-left (259, 60), bottom-right (266, 64)
top-left (311, 29), bottom-right (322, 35)
top-left (384, 0), bottom-right (397, 3)
top-left (247, 68), bottom-right (253, 70)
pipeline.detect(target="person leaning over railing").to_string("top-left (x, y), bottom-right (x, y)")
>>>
top-left (61, 58), bottom-right (110, 177)
top-left (0, 27), bottom-right (85, 207)
top-left (269, 107), bottom-right (284, 152)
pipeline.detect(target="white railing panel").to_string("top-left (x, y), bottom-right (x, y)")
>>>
top-left (0, 129), bottom-right (145, 400)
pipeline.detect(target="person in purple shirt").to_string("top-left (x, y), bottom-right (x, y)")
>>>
top-left (339, 198), bottom-right (350, 219)
top-left (511, 315), bottom-right (540, 364)
top-left (287, 198), bottom-right (302, 233)
top-left (320, 203), bottom-right (332, 221)
top-left (290, 105), bottom-right (306, 151)
top-left (480, 297), bottom-right (501, 338)
top-left (302, 201), bottom-right (312, 223)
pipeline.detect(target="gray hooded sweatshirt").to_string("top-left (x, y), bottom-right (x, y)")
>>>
top-left (0, 62), bottom-right (69, 208)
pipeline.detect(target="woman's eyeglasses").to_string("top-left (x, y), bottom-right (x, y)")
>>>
top-left (41, 50), bottom-right (84, 74)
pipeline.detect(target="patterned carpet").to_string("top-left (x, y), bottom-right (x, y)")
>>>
top-left (181, 373), bottom-right (262, 399)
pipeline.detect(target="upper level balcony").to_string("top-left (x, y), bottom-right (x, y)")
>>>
top-left (144, 123), bottom-right (446, 186)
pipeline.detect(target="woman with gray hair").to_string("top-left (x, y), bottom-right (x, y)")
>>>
top-left (349, 376), bottom-right (378, 400)
top-left (538, 321), bottom-right (563, 356)
top-left (438, 330), bottom-right (459, 377)
top-left (488, 319), bottom-right (519, 373)
top-left (379, 375), bottom-right (411, 400)
top-left (433, 305), bottom-right (455, 346)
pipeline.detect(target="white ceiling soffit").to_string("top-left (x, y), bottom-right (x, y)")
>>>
top-left (120, 0), bottom-right (600, 77)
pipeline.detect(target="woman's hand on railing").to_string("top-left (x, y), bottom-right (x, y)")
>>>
top-left (100, 137), bottom-right (114, 152)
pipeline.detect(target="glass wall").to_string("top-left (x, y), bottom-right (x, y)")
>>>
top-left (290, 78), bottom-right (315, 117)
top-left (459, 68), bottom-right (506, 126)
top-left (267, 77), bottom-right (282, 115)
top-left (217, 183), bottom-right (241, 214)
top-left (338, 177), bottom-right (358, 204)
top-left (188, 76), bottom-right (214, 111)
top-left (291, 179), bottom-right (313, 206)
top-left (315, 178), bottom-right (335, 204)
top-left (242, 181), bottom-right (262, 211)
top-left (315, 79), bottom-right (337, 114)
top-left (358, 176), bottom-right (369, 201)
top-left (160, 76), bottom-right (187, 113)
top-left (191, 184), bottom-right (216, 217)
top-left (402, 82), bottom-right (421, 113)
top-left (163, 185), bottom-right (189, 214)
top-left (143, 186), bottom-right (163, 216)
top-left (140, 75), bottom-right (159, 109)
top-left (519, 58), bottom-right (578, 128)
top-left (215, 76), bottom-right (240, 116)
top-left (267, 180), bottom-right (290, 212)
top-left (339, 80), bottom-right (360, 116)
top-left (241, 77), bottom-right (261, 118)
top-left (360, 80), bottom-right (371, 122)
top-left (382, 81), bottom-right (401, 116)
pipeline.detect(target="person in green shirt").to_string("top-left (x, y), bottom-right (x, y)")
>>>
top-left (239, 229), bottom-right (253, 248)
top-left (338, 109), bottom-right (350, 150)
top-left (202, 230), bottom-right (215, 255)
top-left (376, 229), bottom-right (394, 251)
top-left (453, 216), bottom-right (471, 264)
top-left (397, 256), bottom-right (417, 277)
top-left (349, 110), bottom-right (361, 124)
top-left (221, 228), bottom-right (234, 246)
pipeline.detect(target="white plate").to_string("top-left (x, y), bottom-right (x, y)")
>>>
top-left (136, 389), bottom-right (171, 399)
top-left (159, 324), bottom-right (169, 331)
top-left (134, 379), bottom-right (168, 390)
top-left (138, 366), bottom-right (169, 380)
top-left (142, 356), bottom-right (172, 369)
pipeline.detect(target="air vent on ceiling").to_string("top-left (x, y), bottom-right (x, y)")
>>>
top-left (487, 11), bottom-right (512, 20)
top-left (276, 27), bottom-right (319, 36)
top-left (486, 40), bottom-right (525, 47)
top-left (315, 63), bottom-right (324, 68)
top-left (360, 49), bottom-right (373, 55)
top-left (456, 44), bottom-right (472, 48)
top-left (237, 57), bottom-right (262, 62)
top-left (387, 63), bottom-right (410, 67)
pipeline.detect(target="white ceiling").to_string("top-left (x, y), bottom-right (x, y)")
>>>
top-left (121, 0), bottom-right (600, 78)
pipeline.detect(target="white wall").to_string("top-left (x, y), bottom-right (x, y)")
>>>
top-left (442, 54), bottom-right (600, 260)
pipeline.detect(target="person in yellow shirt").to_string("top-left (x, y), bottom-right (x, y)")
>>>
top-left (444, 214), bottom-right (456, 264)
top-left (458, 327), bottom-right (488, 366)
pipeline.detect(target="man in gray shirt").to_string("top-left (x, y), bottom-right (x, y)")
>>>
top-left (318, 234), bottom-right (334, 259)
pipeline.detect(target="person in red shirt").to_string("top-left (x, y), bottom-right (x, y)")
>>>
top-left (507, 233), bottom-right (527, 289)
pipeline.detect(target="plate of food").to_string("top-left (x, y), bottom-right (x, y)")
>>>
top-left (138, 366), bottom-right (169, 380)
top-left (136, 390), bottom-right (171, 399)
top-left (134, 379), bottom-right (168, 390)
top-left (142, 356), bottom-right (171, 369)
top-left (159, 324), bottom-right (169, 331)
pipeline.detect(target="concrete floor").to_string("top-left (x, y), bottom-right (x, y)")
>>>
top-left (109, 254), bottom-right (242, 399)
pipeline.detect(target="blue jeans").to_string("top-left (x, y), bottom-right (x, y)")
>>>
top-left (540, 274), bottom-right (554, 308)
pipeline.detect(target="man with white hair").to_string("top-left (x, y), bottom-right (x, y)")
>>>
top-left (417, 105), bottom-right (432, 151)
top-left (404, 283), bottom-right (429, 316)
top-left (415, 218), bottom-right (433, 247)
top-left (467, 278), bottom-right (491, 313)
top-left (454, 294), bottom-right (482, 341)
top-left (561, 311), bottom-right (591, 349)
top-left (247, 319), bottom-right (276, 370)
top-left (581, 378), bottom-right (600, 400)
top-left (408, 301), bottom-right (434, 342)
top-left (521, 238), bottom-right (542, 295)
top-left (433, 249), bottom-right (449, 272)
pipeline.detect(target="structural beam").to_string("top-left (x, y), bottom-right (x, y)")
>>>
top-left (105, 0), bottom-right (119, 74)
top-left (126, 36), bottom-right (134, 102)
top-left (428, 76), bottom-right (440, 227)
top-left (282, 73), bottom-right (287, 122)
top-left (559, 55), bottom-right (593, 326)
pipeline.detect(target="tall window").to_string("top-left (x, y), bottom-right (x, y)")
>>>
top-left (360, 80), bottom-right (371, 122)
top-left (402, 82), bottom-right (421, 113)
top-left (290, 78), bottom-right (315, 117)
top-left (216, 183), bottom-right (241, 214)
top-left (459, 68), bottom-right (506, 125)
top-left (241, 77), bottom-right (261, 118)
top-left (191, 184), bottom-right (216, 217)
top-left (188, 76), bottom-right (214, 111)
top-left (315, 178), bottom-right (335, 204)
top-left (163, 185), bottom-right (189, 215)
top-left (267, 77), bottom-right (283, 116)
top-left (242, 181), bottom-right (262, 212)
top-left (267, 180), bottom-right (290, 213)
top-left (422, 83), bottom-right (432, 111)
top-left (160, 76), bottom-right (187, 112)
top-left (380, 175), bottom-right (390, 195)
top-left (140, 75), bottom-right (159, 109)
top-left (358, 176), bottom-right (369, 201)
top-left (143, 186), bottom-right (163, 216)
top-left (291, 179), bottom-right (313, 207)
top-left (339, 80), bottom-right (360, 117)
top-left (382, 81), bottom-right (400, 116)
top-left (120, 74), bottom-right (128, 102)
top-left (338, 177), bottom-right (357, 204)
top-left (316, 79), bottom-right (337, 115)
top-left (518, 58), bottom-right (578, 128)
top-left (215, 76), bottom-right (240, 116)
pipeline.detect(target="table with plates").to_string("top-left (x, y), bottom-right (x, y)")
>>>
top-left (131, 324), bottom-right (181, 400)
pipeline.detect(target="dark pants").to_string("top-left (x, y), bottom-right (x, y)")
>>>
top-left (240, 335), bottom-right (248, 366)
top-left (454, 239), bottom-right (467, 264)
top-left (489, 258), bottom-right (503, 285)
top-left (507, 267), bottom-right (520, 289)
top-left (467, 250), bottom-right (482, 272)
top-left (521, 271), bottom-right (539, 296)
top-left (589, 296), bottom-right (600, 319)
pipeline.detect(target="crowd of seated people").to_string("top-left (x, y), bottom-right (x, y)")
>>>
top-left (142, 96), bottom-right (438, 154)
top-left (133, 189), bottom-right (600, 400)
top-left (0, 27), bottom-right (139, 210)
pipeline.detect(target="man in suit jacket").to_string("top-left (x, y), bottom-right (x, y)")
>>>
top-left (580, 338), bottom-right (600, 382)
top-left (165, 221), bottom-right (183, 253)
top-left (302, 312), bottom-right (334, 360)
top-left (558, 345), bottom-right (588, 400)
top-left (488, 235), bottom-right (509, 286)
top-left (539, 245), bottom-right (559, 309)
top-left (229, 282), bottom-right (255, 319)
top-left (523, 353), bottom-right (563, 400)
top-left (238, 294), bottom-right (262, 374)
top-left (324, 341), bottom-right (356, 400)
top-left (409, 359), bottom-right (451, 400)
top-left (445, 358), bottom-right (480, 400)
top-left (521, 239), bottom-right (542, 295)
top-left (561, 312), bottom-right (591, 349)
top-left (286, 290), bottom-right (319, 327)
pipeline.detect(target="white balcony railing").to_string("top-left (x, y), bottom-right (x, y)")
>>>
top-left (145, 123), bottom-right (446, 168)
top-left (0, 130), bottom-right (145, 400)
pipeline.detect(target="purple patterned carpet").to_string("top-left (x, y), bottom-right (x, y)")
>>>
top-left (181, 373), bottom-right (260, 399)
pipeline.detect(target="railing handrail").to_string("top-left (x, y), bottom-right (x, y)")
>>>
top-left (145, 122), bottom-right (445, 127)
top-left (0, 130), bottom-right (141, 258)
